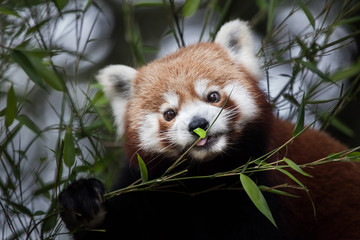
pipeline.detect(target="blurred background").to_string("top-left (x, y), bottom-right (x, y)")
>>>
top-left (0, 0), bottom-right (359, 239)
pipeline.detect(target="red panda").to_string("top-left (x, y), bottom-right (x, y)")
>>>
top-left (59, 20), bottom-right (360, 240)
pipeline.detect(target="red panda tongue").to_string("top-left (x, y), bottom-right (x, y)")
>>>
top-left (196, 136), bottom-right (209, 147)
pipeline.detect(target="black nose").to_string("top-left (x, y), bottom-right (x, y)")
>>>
top-left (188, 117), bottom-right (209, 135)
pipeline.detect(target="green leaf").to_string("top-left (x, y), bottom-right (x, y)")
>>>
top-left (278, 168), bottom-right (306, 190)
top-left (7, 200), bottom-right (33, 216)
top-left (27, 53), bottom-right (65, 91)
top-left (324, 115), bottom-right (354, 137)
top-left (299, 60), bottom-right (332, 82)
top-left (133, 0), bottom-right (163, 8)
top-left (256, 0), bottom-right (268, 9)
top-left (337, 16), bottom-right (360, 26)
top-left (240, 174), bottom-right (277, 227)
top-left (63, 127), bottom-right (75, 167)
top-left (182, 0), bottom-right (201, 17)
top-left (0, 6), bottom-right (21, 18)
top-left (297, 0), bottom-right (315, 29)
top-left (16, 114), bottom-right (41, 134)
top-left (42, 213), bottom-right (58, 233)
top-left (346, 152), bottom-right (360, 162)
top-left (292, 94), bottom-right (305, 137)
top-left (283, 158), bottom-right (312, 177)
top-left (330, 57), bottom-right (360, 82)
top-left (5, 85), bottom-right (17, 127)
top-left (283, 93), bottom-right (300, 106)
top-left (193, 127), bottom-right (207, 139)
top-left (11, 49), bottom-right (64, 91)
top-left (258, 185), bottom-right (298, 198)
top-left (137, 154), bottom-right (148, 183)
top-left (11, 49), bottom-right (44, 87)
top-left (26, 19), bottom-right (51, 35)
top-left (327, 152), bottom-right (343, 160)
top-left (55, 0), bottom-right (69, 10)
top-left (266, 0), bottom-right (276, 34)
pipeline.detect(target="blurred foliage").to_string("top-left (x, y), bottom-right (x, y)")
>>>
top-left (0, 0), bottom-right (359, 239)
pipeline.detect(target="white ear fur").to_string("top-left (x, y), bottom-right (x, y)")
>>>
top-left (215, 19), bottom-right (261, 79)
top-left (96, 65), bottom-right (137, 137)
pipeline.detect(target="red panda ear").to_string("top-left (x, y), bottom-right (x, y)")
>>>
top-left (215, 19), bottom-right (261, 79)
top-left (96, 65), bottom-right (137, 137)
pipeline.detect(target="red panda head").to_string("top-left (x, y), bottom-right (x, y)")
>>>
top-left (97, 20), bottom-right (270, 166)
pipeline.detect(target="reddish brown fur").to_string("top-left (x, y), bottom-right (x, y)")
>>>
top-left (267, 118), bottom-right (360, 239)
top-left (124, 42), bottom-right (262, 164)
top-left (123, 41), bottom-right (360, 238)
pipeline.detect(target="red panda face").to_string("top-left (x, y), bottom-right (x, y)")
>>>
top-left (97, 20), bottom-right (264, 163)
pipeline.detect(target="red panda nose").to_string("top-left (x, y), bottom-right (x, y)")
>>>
top-left (188, 117), bottom-right (209, 135)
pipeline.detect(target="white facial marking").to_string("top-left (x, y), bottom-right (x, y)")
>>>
top-left (224, 82), bottom-right (258, 130)
top-left (194, 79), bottom-right (210, 98)
top-left (160, 91), bottom-right (179, 113)
top-left (166, 98), bottom-right (231, 160)
top-left (138, 113), bottom-right (162, 151)
top-left (194, 79), bottom-right (221, 99)
top-left (189, 136), bottom-right (228, 160)
top-left (137, 80), bottom-right (259, 162)
top-left (111, 98), bottom-right (129, 137)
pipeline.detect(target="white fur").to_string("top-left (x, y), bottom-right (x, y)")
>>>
top-left (215, 19), bottom-right (261, 79)
top-left (190, 136), bottom-right (228, 160)
top-left (96, 65), bottom-right (137, 136)
top-left (160, 91), bottom-right (179, 113)
top-left (224, 82), bottom-right (259, 131)
top-left (194, 79), bottom-right (220, 99)
top-left (138, 113), bottom-right (162, 152)
top-left (194, 79), bottom-right (210, 98)
top-left (164, 80), bottom-right (258, 160)
top-left (99, 20), bottom-right (261, 161)
top-left (168, 99), bottom-right (230, 160)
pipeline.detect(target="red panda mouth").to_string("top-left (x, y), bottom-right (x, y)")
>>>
top-left (195, 135), bottom-right (218, 147)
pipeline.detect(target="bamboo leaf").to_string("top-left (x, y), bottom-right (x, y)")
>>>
top-left (284, 158), bottom-right (312, 177)
top-left (54, 0), bottom-right (69, 10)
top-left (7, 200), bottom-right (33, 216)
top-left (346, 152), bottom-right (360, 162)
top-left (11, 49), bottom-right (64, 91)
top-left (297, 0), bottom-right (315, 29)
top-left (133, 0), bottom-right (163, 8)
top-left (266, 0), bottom-right (276, 34)
top-left (5, 85), bottom-right (17, 127)
top-left (193, 127), bottom-right (207, 139)
top-left (182, 0), bottom-right (201, 17)
top-left (283, 93), bottom-right (300, 106)
top-left (278, 169), bottom-right (307, 190)
top-left (327, 152), bottom-right (343, 160)
top-left (0, 6), bottom-right (21, 18)
top-left (42, 212), bottom-right (58, 233)
top-left (300, 60), bottom-right (332, 82)
top-left (258, 185), bottom-right (298, 198)
top-left (330, 58), bottom-right (360, 82)
top-left (10, 49), bottom-right (44, 87)
top-left (137, 154), bottom-right (148, 183)
top-left (292, 94), bottom-right (305, 137)
top-left (27, 53), bottom-right (65, 92)
top-left (323, 114), bottom-right (354, 137)
top-left (63, 127), bottom-right (75, 167)
top-left (16, 114), bottom-right (41, 134)
top-left (240, 174), bottom-right (277, 227)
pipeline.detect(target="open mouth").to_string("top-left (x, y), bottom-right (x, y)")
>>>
top-left (195, 135), bottom-right (219, 148)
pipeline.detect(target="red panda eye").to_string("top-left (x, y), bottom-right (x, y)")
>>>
top-left (207, 92), bottom-right (220, 103)
top-left (164, 110), bottom-right (176, 121)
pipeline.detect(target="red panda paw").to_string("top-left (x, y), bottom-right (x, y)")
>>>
top-left (59, 178), bottom-right (107, 232)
